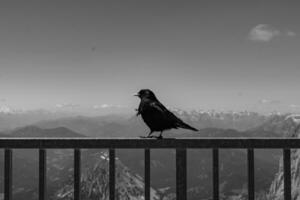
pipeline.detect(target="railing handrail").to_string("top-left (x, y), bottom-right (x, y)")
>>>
top-left (0, 137), bottom-right (299, 149)
top-left (0, 137), bottom-right (295, 200)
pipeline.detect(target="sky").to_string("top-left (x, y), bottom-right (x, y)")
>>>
top-left (0, 1), bottom-right (300, 113)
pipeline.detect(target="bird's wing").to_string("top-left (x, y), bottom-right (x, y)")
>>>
top-left (153, 102), bottom-right (198, 131)
top-left (143, 100), bottom-right (198, 131)
top-left (150, 101), bottom-right (182, 125)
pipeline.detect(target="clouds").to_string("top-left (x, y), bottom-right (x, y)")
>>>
top-left (290, 104), bottom-right (300, 108)
top-left (93, 104), bottom-right (126, 109)
top-left (287, 31), bottom-right (296, 37)
top-left (258, 99), bottom-right (281, 105)
top-left (256, 99), bottom-right (300, 113)
top-left (55, 103), bottom-right (80, 109)
top-left (54, 103), bottom-right (128, 111)
top-left (249, 24), bottom-right (280, 42)
top-left (248, 24), bottom-right (296, 42)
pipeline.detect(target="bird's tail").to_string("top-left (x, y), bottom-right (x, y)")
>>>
top-left (178, 122), bottom-right (198, 131)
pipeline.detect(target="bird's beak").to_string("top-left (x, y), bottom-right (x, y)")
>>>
top-left (133, 93), bottom-right (139, 97)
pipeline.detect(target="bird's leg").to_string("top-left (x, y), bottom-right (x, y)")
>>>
top-left (147, 131), bottom-right (154, 138)
top-left (157, 131), bottom-right (163, 139)
top-left (140, 131), bottom-right (154, 138)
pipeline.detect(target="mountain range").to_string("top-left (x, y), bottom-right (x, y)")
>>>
top-left (34, 110), bottom-right (281, 138)
top-left (0, 110), bottom-right (298, 199)
top-left (0, 108), bottom-right (277, 133)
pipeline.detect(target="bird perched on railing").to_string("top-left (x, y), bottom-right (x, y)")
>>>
top-left (134, 89), bottom-right (198, 139)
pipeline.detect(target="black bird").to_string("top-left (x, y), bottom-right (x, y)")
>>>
top-left (134, 89), bottom-right (198, 139)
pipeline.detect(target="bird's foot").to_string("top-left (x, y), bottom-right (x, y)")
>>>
top-left (156, 135), bottom-right (163, 140)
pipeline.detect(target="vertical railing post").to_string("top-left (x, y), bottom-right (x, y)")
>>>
top-left (74, 149), bottom-right (81, 200)
top-left (176, 148), bottom-right (187, 200)
top-left (109, 149), bottom-right (115, 200)
top-left (144, 149), bottom-right (151, 200)
top-left (284, 149), bottom-right (291, 200)
top-left (39, 149), bottom-right (47, 200)
top-left (213, 149), bottom-right (219, 200)
top-left (4, 149), bottom-right (12, 200)
top-left (247, 149), bottom-right (255, 200)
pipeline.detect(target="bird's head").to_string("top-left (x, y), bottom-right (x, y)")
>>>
top-left (134, 89), bottom-right (157, 100)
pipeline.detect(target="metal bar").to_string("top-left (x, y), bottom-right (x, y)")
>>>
top-left (144, 149), bottom-right (150, 200)
top-left (213, 149), bottom-right (219, 200)
top-left (4, 149), bottom-right (12, 200)
top-left (2, 138), bottom-right (300, 149)
top-left (176, 148), bottom-right (187, 200)
top-left (74, 149), bottom-right (81, 200)
top-left (109, 149), bottom-right (115, 200)
top-left (284, 149), bottom-right (291, 200)
top-left (39, 149), bottom-right (46, 200)
top-left (247, 149), bottom-right (255, 200)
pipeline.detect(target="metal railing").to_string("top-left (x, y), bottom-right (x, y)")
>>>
top-left (0, 137), bottom-right (298, 200)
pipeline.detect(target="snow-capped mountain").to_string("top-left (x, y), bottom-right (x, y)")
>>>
top-left (56, 151), bottom-right (160, 200)
top-left (258, 114), bottom-right (300, 200)
top-left (0, 105), bottom-right (23, 114)
top-left (170, 108), bottom-right (271, 131)
top-left (252, 114), bottom-right (300, 137)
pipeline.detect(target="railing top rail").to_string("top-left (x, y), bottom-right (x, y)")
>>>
top-left (0, 137), bottom-right (299, 149)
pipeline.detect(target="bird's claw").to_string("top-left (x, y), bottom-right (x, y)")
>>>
top-left (135, 109), bottom-right (140, 116)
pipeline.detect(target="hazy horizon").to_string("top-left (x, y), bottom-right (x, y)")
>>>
top-left (0, 1), bottom-right (300, 114)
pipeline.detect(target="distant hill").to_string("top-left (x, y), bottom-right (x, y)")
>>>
top-left (7, 125), bottom-right (84, 137)
top-left (35, 115), bottom-right (145, 137)
top-left (0, 110), bottom-right (75, 131)
top-left (35, 111), bottom-right (279, 138)
top-left (35, 117), bottom-right (281, 139)
top-left (0, 109), bottom-right (283, 135)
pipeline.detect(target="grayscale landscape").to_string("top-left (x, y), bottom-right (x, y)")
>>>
top-left (0, 1), bottom-right (300, 200)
